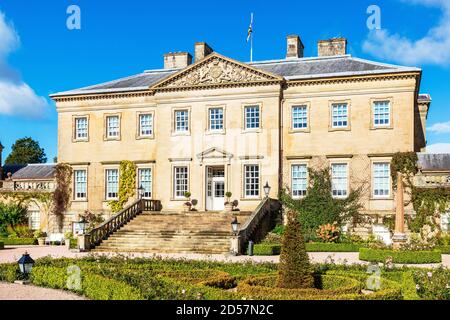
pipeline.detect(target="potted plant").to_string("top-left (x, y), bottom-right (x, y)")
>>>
top-left (64, 232), bottom-right (73, 250)
top-left (34, 230), bottom-right (47, 246)
top-left (224, 192), bottom-right (233, 212)
top-left (183, 192), bottom-right (192, 212)
top-left (191, 199), bottom-right (198, 212)
top-left (232, 199), bottom-right (240, 212)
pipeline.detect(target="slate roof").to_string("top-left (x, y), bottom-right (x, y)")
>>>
top-left (418, 154), bottom-right (450, 172)
top-left (12, 164), bottom-right (56, 180)
top-left (50, 55), bottom-right (421, 97)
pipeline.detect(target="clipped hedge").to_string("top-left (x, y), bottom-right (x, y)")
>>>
top-left (306, 243), bottom-right (362, 252)
top-left (0, 238), bottom-right (37, 246)
top-left (253, 244), bottom-right (281, 256)
top-left (0, 241), bottom-right (3, 250)
top-left (0, 264), bottom-right (20, 283)
top-left (237, 274), bottom-right (362, 300)
top-left (437, 246), bottom-right (450, 255)
top-left (359, 248), bottom-right (442, 264)
top-left (30, 266), bottom-right (144, 300)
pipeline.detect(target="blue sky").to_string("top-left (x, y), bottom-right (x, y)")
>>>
top-left (0, 0), bottom-right (449, 162)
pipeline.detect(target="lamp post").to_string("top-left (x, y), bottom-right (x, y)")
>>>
top-left (17, 252), bottom-right (35, 282)
top-left (263, 182), bottom-right (271, 198)
top-left (231, 217), bottom-right (240, 235)
top-left (137, 185), bottom-right (145, 199)
top-left (75, 216), bottom-right (87, 236)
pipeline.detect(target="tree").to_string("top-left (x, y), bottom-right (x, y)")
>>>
top-left (0, 203), bottom-right (28, 234)
top-left (5, 137), bottom-right (47, 165)
top-left (276, 211), bottom-right (314, 289)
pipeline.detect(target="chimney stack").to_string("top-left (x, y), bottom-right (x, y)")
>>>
top-left (286, 35), bottom-right (304, 59)
top-left (164, 52), bottom-right (192, 69)
top-left (318, 38), bottom-right (347, 57)
top-left (194, 42), bottom-right (213, 62)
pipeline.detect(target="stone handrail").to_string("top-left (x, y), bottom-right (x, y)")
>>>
top-left (87, 199), bottom-right (161, 248)
top-left (237, 197), bottom-right (272, 252)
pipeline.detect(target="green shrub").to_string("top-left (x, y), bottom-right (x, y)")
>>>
top-left (306, 242), bottom-right (362, 252)
top-left (0, 238), bottom-right (37, 245)
top-left (30, 266), bottom-right (144, 300)
top-left (436, 246), bottom-right (450, 255)
top-left (401, 271), bottom-right (420, 300)
top-left (0, 241), bottom-right (3, 250)
top-left (253, 244), bottom-right (281, 256)
top-left (359, 248), bottom-right (442, 264)
top-left (0, 264), bottom-right (20, 282)
top-left (276, 212), bottom-right (314, 289)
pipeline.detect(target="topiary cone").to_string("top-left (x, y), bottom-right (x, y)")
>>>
top-left (276, 211), bottom-right (314, 289)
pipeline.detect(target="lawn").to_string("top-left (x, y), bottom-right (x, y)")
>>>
top-left (0, 256), bottom-right (448, 300)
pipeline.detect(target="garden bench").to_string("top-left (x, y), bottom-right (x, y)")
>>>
top-left (44, 233), bottom-right (66, 245)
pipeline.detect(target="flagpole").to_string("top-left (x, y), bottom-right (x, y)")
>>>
top-left (250, 13), bottom-right (254, 62)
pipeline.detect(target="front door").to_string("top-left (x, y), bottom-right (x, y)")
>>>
top-left (206, 166), bottom-right (225, 211)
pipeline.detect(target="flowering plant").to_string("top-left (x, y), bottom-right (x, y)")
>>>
top-left (316, 222), bottom-right (340, 243)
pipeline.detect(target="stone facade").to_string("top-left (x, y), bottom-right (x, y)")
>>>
top-left (50, 36), bottom-right (433, 235)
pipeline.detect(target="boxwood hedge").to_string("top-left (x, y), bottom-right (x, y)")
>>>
top-left (0, 241), bottom-right (3, 250)
top-left (359, 248), bottom-right (442, 264)
top-left (253, 243), bottom-right (362, 255)
top-left (0, 238), bottom-right (37, 246)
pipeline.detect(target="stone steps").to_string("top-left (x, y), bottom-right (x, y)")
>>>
top-left (92, 211), bottom-right (251, 254)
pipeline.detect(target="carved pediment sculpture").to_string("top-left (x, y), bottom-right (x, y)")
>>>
top-left (151, 53), bottom-right (283, 91)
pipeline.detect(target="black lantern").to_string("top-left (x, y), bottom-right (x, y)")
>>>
top-left (18, 252), bottom-right (35, 276)
top-left (231, 217), bottom-right (240, 235)
top-left (138, 185), bottom-right (145, 199)
top-left (263, 182), bottom-right (271, 198)
top-left (75, 216), bottom-right (88, 235)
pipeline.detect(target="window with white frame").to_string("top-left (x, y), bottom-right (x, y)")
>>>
top-left (245, 106), bottom-right (260, 130)
top-left (75, 117), bottom-right (88, 140)
top-left (244, 165), bottom-right (260, 197)
top-left (373, 163), bottom-right (390, 197)
top-left (105, 169), bottom-right (119, 199)
top-left (373, 101), bottom-right (391, 127)
top-left (209, 108), bottom-right (224, 131)
top-left (106, 115), bottom-right (120, 138)
top-left (175, 110), bottom-right (189, 132)
top-left (29, 211), bottom-right (40, 230)
top-left (292, 106), bottom-right (308, 129)
top-left (138, 168), bottom-right (152, 199)
top-left (331, 163), bottom-right (348, 198)
top-left (139, 114), bottom-right (153, 137)
top-left (74, 170), bottom-right (87, 199)
top-left (173, 166), bottom-right (188, 198)
top-left (331, 103), bottom-right (348, 128)
top-left (292, 164), bottom-right (308, 197)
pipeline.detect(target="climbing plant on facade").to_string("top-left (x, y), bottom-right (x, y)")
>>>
top-left (52, 163), bottom-right (73, 230)
top-left (391, 152), bottom-right (449, 233)
top-left (108, 160), bottom-right (137, 213)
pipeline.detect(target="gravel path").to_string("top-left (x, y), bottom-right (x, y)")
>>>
top-left (0, 282), bottom-right (86, 300)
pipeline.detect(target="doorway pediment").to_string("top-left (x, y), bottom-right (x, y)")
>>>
top-left (197, 147), bottom-right (233, 164)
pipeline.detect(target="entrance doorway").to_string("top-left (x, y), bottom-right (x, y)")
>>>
top-left (206, 166), bottom-right (225, 211)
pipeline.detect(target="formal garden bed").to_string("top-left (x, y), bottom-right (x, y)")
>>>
top-left (359, 248), bottom-right (442, 264)
top-left (0, 256), bottom-right (448, 300)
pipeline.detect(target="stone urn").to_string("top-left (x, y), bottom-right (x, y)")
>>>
top-left (37, 238), bottom-right (45, 246)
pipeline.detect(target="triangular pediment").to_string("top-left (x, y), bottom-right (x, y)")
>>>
top-left (151, 53), bottom-right (283, 91)
top-left (197, 147), bottom-right (234, 161)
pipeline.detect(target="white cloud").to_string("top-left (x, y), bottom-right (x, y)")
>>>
top-left (0, 11), bottom-right (49, 118)
top-left (363, 0), bottom-right (450, 65)
top-left (428, 121), bottom-right (450, 134)
top-left (426, 143), bottom-right (450, 154)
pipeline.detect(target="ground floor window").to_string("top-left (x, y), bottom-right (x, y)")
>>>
top-left (373, 162), bottom-right (390, 197)
top-left (331, 163), bottom-right (348, 198)
top-left (138, 168), bottom-right (152, 199)
top-left (173, 166), bottom-right (188, 198)
top-left (292, 164), bottom-right (307, 197)
top-left (106, 169), bottom-right (119, 200)
top-left (244, 164), bottom-right (260, 198)
top-left (28, 210), bottom-right (40, 230)
top-left (74, 169), bottom-right (87, 200)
